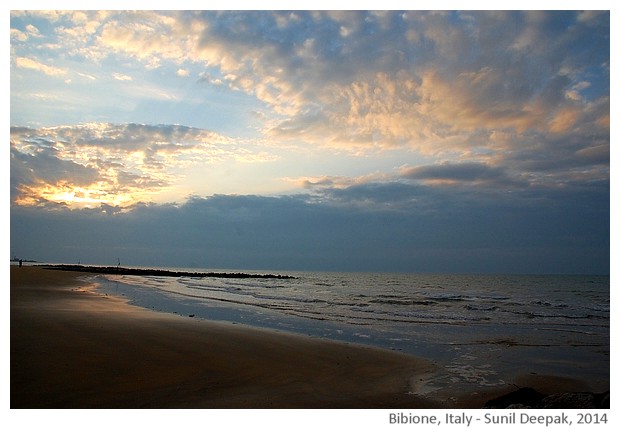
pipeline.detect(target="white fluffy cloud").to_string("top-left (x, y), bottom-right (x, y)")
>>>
top-left (15, 57), bottom-right (67, 76)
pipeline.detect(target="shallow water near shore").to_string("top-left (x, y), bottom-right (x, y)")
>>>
top-left (93, 268), bottom-right (609, 397)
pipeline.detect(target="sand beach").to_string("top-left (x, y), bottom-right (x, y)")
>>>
top-left (10, 266), bottom-right (607, 409)
top-left (11, 266), bottom-right (442, 408)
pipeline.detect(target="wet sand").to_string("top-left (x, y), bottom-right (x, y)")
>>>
top-left (10, 266), bottom-right (441, 408)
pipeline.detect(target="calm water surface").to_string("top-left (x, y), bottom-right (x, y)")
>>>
top-left (94, 269), bottom-right (610, 394)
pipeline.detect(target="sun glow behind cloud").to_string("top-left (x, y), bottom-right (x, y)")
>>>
top-left (15, 181), bottom-right (139, 209)
top-left (10, 123), bottom-right (283, 208)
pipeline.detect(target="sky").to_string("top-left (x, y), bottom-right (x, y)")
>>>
top-left (8, 6), bottom-right (612, 274)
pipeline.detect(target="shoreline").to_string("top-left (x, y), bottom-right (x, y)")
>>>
top-left (10, 266), bottom-right (608, 409)
top-left (11, 266), bottom-right (441, 408)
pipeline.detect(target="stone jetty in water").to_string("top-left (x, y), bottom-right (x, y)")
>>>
top-left (41, 264), bottom-right (297, 280)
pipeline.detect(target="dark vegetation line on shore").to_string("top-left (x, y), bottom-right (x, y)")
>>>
top-left (40, 264), bottom-right (297, 280)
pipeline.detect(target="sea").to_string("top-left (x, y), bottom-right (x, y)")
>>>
top-left (92, 268), bottom-right (610, 395)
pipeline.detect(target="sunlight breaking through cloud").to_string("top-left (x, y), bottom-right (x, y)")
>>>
top-left (10, 123), bottom-right (280, 208)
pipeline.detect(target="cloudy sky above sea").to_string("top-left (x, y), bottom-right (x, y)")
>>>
top-left (8, 3), bottom-right (612, 273)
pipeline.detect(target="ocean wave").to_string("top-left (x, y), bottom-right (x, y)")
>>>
top-left (368, 298), bottom-right (434, 306)
top-left (97, 271), bottom-right (609, 339)
top-left (464, 304), bottom-right (500, 312)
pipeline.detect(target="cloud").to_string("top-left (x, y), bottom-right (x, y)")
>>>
top-left (112, 72), bottom-right (132, 81)
top-left (14, 57), bottom-right (67, 77)
top-left (10, 11), bottom-right (609, 157)
top-left (10, 124), bottom-right (278, 208)
top-left (10, 27), bottom-right (33, 42)
top-left (286, 172), bottom-right (390, 193)
top-left (399, 162), bottom-right (518, 187)
top-left (221, 11), bottom-right (608, 158)
top-left (93, 11), bottom-right (183, 68)
top-left (10, 144), bottom-right (100, 204)
top-left (78, 72), bottom-right (97, 81)
top-left (10, 182), bottom-right (609, 274)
